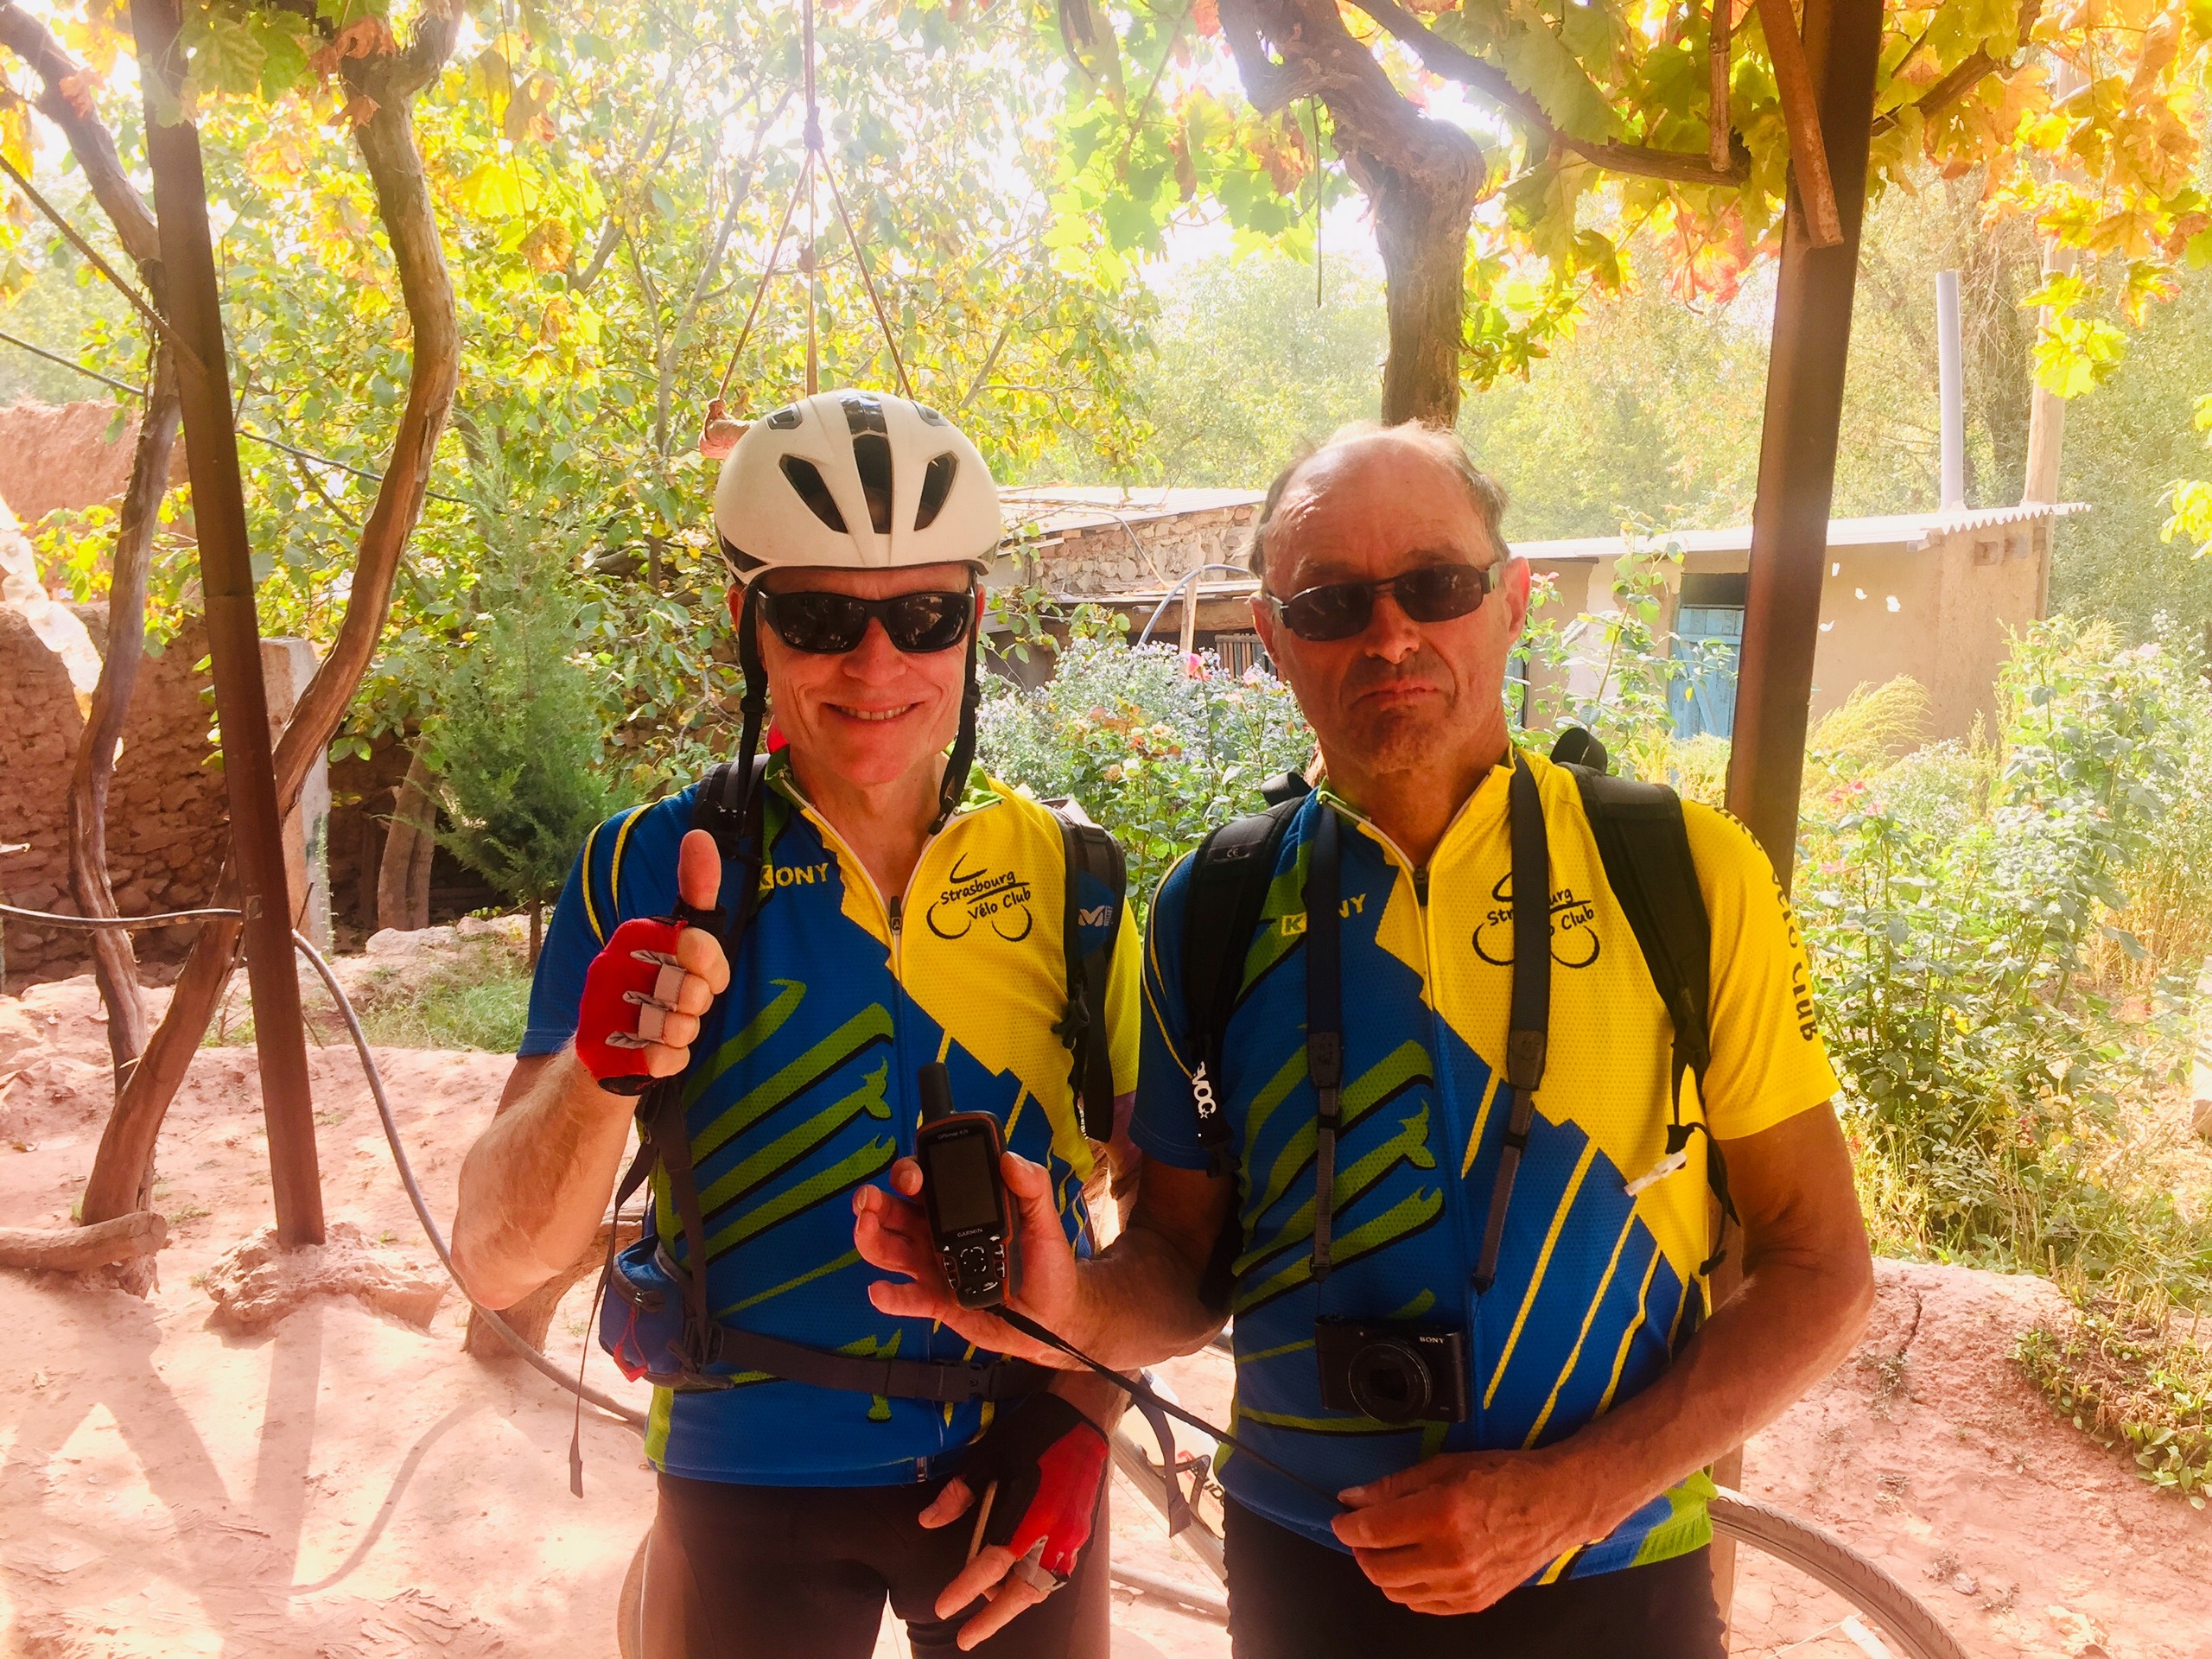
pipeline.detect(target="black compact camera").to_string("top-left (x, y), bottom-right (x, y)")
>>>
top-left (1315, 1319), bottom-right (1471, 1426)
top-left (914, 1063), bottom-right (1014, 1310)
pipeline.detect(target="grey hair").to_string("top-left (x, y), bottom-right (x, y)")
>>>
top-left (1245, 422), bottom-right (1510, 586)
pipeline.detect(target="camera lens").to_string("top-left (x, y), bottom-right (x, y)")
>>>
top-left (1345, 1337), bottom-right (1432, 1425)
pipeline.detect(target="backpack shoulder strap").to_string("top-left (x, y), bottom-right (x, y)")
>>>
top-left (1047, 799), bottom-right (1128, 1143)
top-left (1561, 762), bottom-right (1738, 1272)
top-left (1180, 793), bottom-right (1305, 1177)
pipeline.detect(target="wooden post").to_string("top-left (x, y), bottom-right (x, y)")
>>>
top-left (1179, 569), bottom-right (1200, 660)
top-left (1717, 0), bottom-right (1881, 1642)
top-left (131, 0), bottom-right (324, 1246)
top-left (1722, 0), bottom-right (1883, 890)
top-left (2023, 64), bottom-right (2086, 506)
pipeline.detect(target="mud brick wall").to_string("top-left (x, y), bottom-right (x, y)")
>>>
top-left (0, 609), bottom-right (229, 988)
top-left (1031, 503), bottom-right (1260, 597)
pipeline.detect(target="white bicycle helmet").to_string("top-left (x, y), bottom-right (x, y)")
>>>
top-left (713, 390), bottom-right (1003, 581)
top-left (710, 389), bottom-right (1001, 830)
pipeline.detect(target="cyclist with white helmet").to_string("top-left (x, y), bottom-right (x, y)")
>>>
top-left (452, 391), bottom-right (1139, 1659)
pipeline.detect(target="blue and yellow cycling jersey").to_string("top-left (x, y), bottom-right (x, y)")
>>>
top-left (523, 753), bottom-right (1139, 1487)
top-left (1131, 748), bottom-right (1839, 1575)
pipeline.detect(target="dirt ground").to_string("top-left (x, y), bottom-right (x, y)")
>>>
top-left (4, 970), bottom-right (2211, 1659)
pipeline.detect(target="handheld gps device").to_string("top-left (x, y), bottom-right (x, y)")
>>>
top-left (915, 1063), bottom-right (1014, 1310)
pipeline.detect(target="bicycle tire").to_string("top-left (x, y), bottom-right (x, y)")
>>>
top-left (1709, 1488), bottom-right (1967, 1659)
top-left (617, 1532), bottom-right (647, 1659)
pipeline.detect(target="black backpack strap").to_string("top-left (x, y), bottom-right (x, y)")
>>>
top-left (1305, 804), bottom-right (1343, 1280)
top-left (1179, 796), bottom-right (1306, 1178)
top-left (1560, 759), bottom-right (1735, 1276)
top-left (1049, 803), bottom-right (1128, 1143)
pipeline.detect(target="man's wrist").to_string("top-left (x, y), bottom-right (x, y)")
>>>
top-left (1538, 1437), bottom-right (1644, 1547)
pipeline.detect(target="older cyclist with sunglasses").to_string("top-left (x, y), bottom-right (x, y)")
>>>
top-left (857, 421), bottom-right (1874, 1656)
top-left (452, 391), bottom-right (1139, 1659)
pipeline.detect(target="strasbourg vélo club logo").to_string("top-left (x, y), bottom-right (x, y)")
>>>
top-left (926, 855), bottom-right (1035, 942)
top-left (1472, 871), bottom-right (1600, 969)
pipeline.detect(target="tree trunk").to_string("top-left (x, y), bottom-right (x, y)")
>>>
top-left (79, 13), bottom-right (461, 1246)
top-left (0, 1211), bottom-right (166, 1272)
top-left (1217, 0), bottom-right (1484, 429)
top-left (377, 748), bottom-right (436, 931)
top-left (1353, 149), bottom-right (1480, 428)
top-left (67, 347), bottom-right (181, 1086)
top-left (0, 1), bottom-right (175, 1092)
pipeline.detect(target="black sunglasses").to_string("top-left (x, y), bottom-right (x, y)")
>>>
top-left (1266, 563), bottom-right (1496, 643)
top-left (756, 586), bottom-right (976, 655)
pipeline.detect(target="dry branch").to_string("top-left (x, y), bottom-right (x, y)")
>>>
top-left (81, 3), bottom-right (462, 1239)
top-left (1710, 0), bottom-right (1733, 174)
top-left (0, 1211), bottom-right (166, 1272)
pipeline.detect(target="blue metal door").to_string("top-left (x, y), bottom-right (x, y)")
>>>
top-left (1671, 605), bottom-right (1743, 739)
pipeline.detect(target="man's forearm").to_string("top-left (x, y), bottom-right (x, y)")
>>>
top-left (1066, 1215), bottom-right (1228, 1370)
top-left (451, 1047), bottom-right (633, 1309)
top-left (1550, 1243), bottom-right (1873, 1541)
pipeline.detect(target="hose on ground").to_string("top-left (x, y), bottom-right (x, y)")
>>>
top-left (0, 899), bottom-right (645, 1431)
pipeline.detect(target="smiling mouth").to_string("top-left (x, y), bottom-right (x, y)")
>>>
top-left (830, 702), bottom-right (920, 723)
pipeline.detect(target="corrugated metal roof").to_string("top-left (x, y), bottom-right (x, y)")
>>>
top-left (1001, 486), bottom-right (1265, 539)
top-left (1519, 502), bottom-right (2090, 563)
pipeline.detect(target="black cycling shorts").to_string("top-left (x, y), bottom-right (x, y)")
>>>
top-left (641, 1471), bottom-right (1109, 1659)
top-left (1223, 1497), bottom-right (1726, 1659)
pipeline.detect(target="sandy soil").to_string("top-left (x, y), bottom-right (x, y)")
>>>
top-left (3, 971), bottom-right (2210, 1659)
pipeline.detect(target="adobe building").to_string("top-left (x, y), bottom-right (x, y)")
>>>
top-left (992, 488), bottom-right (2079, 745)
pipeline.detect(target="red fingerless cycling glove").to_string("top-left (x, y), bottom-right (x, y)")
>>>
top-left (575, 916), bottom-right (692, 1086)
top-left (963, 1393), bottom-right (1109, 1591)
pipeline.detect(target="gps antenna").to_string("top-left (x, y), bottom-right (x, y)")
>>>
top-left (918, 1062), bottom-right (955, 1125)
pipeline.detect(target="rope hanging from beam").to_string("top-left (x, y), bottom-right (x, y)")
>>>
top-left (706, 0), bottom-right (912, 443)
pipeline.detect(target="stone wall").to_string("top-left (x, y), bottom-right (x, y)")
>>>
top-left (1026, 503), bottom-right (1261, 597)
top-left (0, 610), bottom-right (229, 987)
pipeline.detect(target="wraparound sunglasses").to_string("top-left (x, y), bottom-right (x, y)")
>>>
top-left (1265, 562), bottom-right (1497, 643)
top-left (756, 586), bottom-right (976, 654)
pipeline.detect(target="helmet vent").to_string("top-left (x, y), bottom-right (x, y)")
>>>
top-left (915, 453), bottom-right (958, 531)
top-left (779, 455), bottom-right (848, 533)
top-left (841, 393), bottom-right (887, 435)
top-left (853, 431), bottom-right (895, 535)
top-left (766, 404), bottom-right (802, 429)
top-left (915, 404), bottom-right (949, 427)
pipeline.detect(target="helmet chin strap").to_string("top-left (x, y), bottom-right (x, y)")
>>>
top-left (932, 590), bottom-right (984, 833)
top-left (734, 582), bottom-right (771, 822)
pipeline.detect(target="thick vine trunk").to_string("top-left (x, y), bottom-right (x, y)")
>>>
top-left (67, 350), bottom-right (181, 1084)
top-left (1353, 152), bottom-right (1479, 428)
top-left (79, 14), bottom-right (461, 1240)
top-left (1218, 0), bottom-right (1483, 428)
top-left (376, 747), bottom-right (435, 931)
top-left (0, 1), bottom-right (177, 1086)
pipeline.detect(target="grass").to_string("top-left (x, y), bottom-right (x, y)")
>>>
top-left (207, 936), bottom-right (533, 1054)
top-left (2016, 1295), bottom-right (2212, 1510)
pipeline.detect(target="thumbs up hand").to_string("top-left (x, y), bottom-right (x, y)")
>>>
top-left (573, 830), bottom-right (734, 1090)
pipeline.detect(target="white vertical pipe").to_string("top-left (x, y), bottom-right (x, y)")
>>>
top-left (1936, 269), bottom-right (1966, 512)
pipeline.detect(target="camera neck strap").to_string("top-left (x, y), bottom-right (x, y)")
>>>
top-left (1473, 755), bottom-right (1552, 1294)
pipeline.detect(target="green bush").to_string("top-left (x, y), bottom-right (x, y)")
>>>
top-left (1796, 620), bottom-right (2210, 1296)
top-left (977, 632), bottom-right (1315, 911)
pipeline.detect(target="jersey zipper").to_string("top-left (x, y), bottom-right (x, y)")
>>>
top-left (1320, 791), bottom-right (1497, 1416)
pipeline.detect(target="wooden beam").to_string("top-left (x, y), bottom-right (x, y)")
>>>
top-left (1754, 0), bottom-right (1842, 248)
top-left (1718, 0), bottom-right (1880, 1636)
top-left (131, 0), bottom-right (324, 1246)
top-left (1723, 0), bottom-right (1881, 888)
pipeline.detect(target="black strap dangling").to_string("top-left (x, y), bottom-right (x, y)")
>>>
top-left (1306, 806), bottom-right (1344, 1280)
top-left (1473, 756), bottom-right (1552, 1294)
